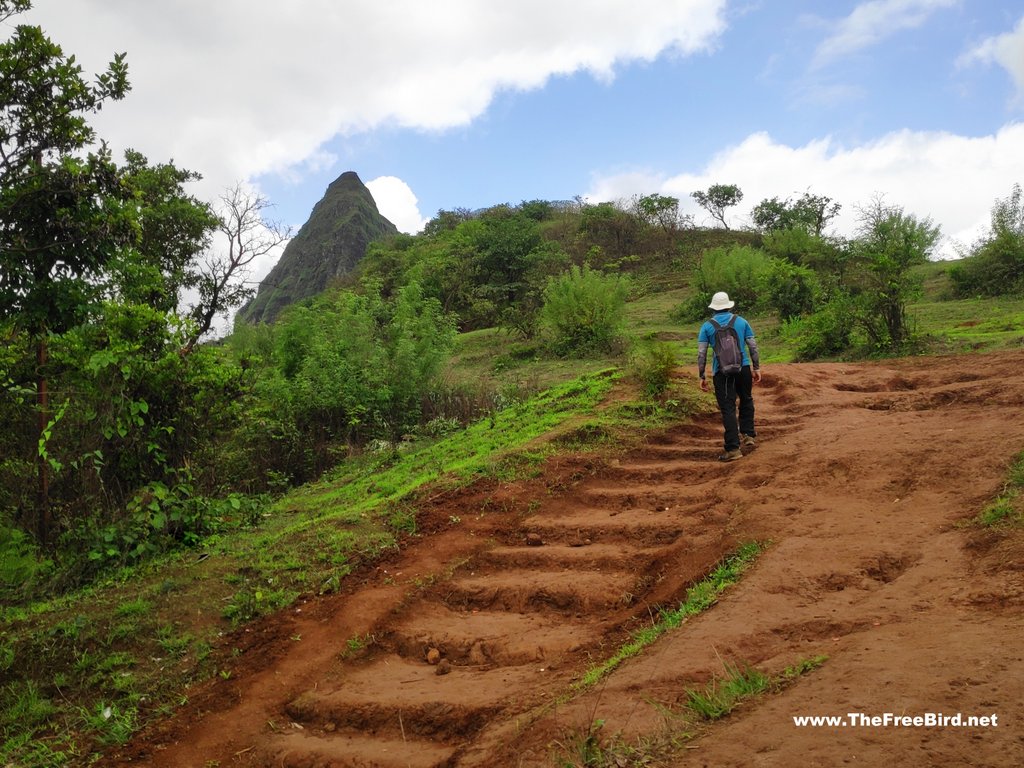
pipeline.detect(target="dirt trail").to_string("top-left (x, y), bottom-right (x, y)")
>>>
top-left (113, 351), bottom-right (1024, 767)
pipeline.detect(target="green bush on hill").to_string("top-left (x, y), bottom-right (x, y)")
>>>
top-left (538, 265), bottom-right (630, 357)
top-left (948, 183), bottom-right (1024, 298)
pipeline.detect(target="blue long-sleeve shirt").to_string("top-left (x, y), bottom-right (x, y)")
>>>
top-left (697, 311), bottom-right (760, 378)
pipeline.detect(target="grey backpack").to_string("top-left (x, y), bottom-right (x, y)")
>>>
top-left (709, 315), bottom-right (743, 375)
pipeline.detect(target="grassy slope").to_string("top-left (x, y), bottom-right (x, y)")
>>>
top-left (0, 365), bottom-right (707, 765)
top-left (3, 249), bottom-right (1024, 765)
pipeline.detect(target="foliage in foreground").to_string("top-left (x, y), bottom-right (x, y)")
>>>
top-left (5, 367), bottom-right (699, 767)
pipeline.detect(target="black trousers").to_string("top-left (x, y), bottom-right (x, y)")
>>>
top-left (713, 366), bottom-right (755, 451)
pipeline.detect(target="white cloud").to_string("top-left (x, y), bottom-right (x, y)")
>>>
top-left (586, 124), bottom-right (1024, 258)
top-left (366, 176), bottom-right (428, 235)
top-left (20, 0), bottom-right (727, 205)
top-left (812, 0), bottom-right (958, 68)
top-left (959, 14), bottom-right (1024, 100)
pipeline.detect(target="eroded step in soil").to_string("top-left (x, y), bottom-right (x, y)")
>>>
top-left (524, 501), bottom-right (706, 522)
top-left (439, 567), bottom-right (641, 612)
top-left (571, 484), bottom-right (717, 509)
top-left (621, 445), bottom-right (724, 464)
top-left (285, 657), bottom-right (556, 741)
top-left (475, 542), bottom-right (666, 571)
top-left (262, 730), bottom-right (455, 768)
top-left (516, 507), bottom-right (698, 545)
top-left (380, 602), bottom-right (592, 665)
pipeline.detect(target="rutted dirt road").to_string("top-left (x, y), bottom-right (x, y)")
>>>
top-left (114, 351), bottom-right (1024, 766)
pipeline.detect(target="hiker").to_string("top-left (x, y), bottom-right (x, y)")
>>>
top-left (697, 291), bottom-right (762, 462)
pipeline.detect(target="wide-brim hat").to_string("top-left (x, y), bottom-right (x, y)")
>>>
top-left (708, 291), bottom-right (735, 310)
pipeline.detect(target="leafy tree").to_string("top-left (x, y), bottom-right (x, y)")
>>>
top-left (948, 183), bottom-right (1024, 297)
top-left (850, 198), bottom-right (940, 349)
top-left (114, 150), bottom-right (219, 313)
top-left (472, 205), bottom-right (543, 308)
top-left (517, 199), bottom-right (555, 222)
top-left (0, 3), bottom-right (135, 540)
top-left (752, 192), bottom-right (841, 236)
top-left (760, 226), bottom-right (851, 301)
top-left (0, 2), bottom-right (264, 547)
top-left (422, 207), bottom-right (474, 236)
top-left (578, 201), bottom-right (639, 260)
top-left (691, 184), bottom-right (743, 230)
top-left (680, 244), bottom-right (769, 319)
top-left (269, 281), bottom-right (456, 451)
top-left (633, 193), bottom-right (685, 235)
top-left (791, 294), bottom-right (855, 361)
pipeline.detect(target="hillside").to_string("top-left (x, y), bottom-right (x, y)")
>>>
top-left (6, 198), bottom-right (1024, 766)
top-left (237, 171), bottom-right (398, 324)
top-left (107, 349), bottom-right (1024, 767)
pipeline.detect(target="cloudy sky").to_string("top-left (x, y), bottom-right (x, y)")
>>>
top-left (17, 0), bottom-right (1024, 278)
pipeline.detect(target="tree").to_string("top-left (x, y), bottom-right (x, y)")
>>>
top-left (683, 244), bottom-right (768, 319)
top-left (761, 258), bottom-right (819, 322)
top-left (184, 184), bottom-right (290, 352)
top-left (691, 184), bottom-right (743, 230)
top-left (851, 198), bottom-right (940, 349)
top-left (115, 150), bottom-right (219, 313)
top-left (0, 1), bottom-right (134, 541)
top-left (578, 200), bottom-right (639, 260)
top-left (632, 193), bottom-right (685, 235)
top-left (422, 207), bottom-right (474, 236)
top-left (752, 192), bottom-right (841, 236)
top-left (750, 196), bottom-right (788, 234)
top-left (270, 281), bottom-right (456, 449)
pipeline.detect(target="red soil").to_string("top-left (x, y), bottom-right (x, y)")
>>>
top-left (110, 350), bottom-right (1024, 767)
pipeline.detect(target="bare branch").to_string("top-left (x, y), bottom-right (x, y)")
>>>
top-left (182, 183), bottom-right (291, 352)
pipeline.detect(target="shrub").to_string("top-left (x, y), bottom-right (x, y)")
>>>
top-left (949, 184), bottom-right (1024, 298)
top-left (538, 265), bottom-right (630, 357)
top-left (0, 521), bottom-right (53, 602)
top-left (630, 341), bottom-right (678, 397)
top-left (793, 296), bottom-right (856, 361)
top-left (761, 258), bottom-right (820, 321)
top-left (682, 244), bottom-right (769, 320)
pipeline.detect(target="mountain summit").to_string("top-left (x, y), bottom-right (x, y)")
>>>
top-left (238, 171), bottom-right (398, 324)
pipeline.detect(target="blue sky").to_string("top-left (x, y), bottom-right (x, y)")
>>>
top-left (18, 0), bottom-right (1024, 280)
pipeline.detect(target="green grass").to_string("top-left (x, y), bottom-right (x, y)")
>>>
top-left (554, 654), bottom-right (827, 767)
top-left (909, 296), bottom-right (1024, 353)
top-left (684, 661), bottom-right (772, 720)
top-left (2, 367), bottom-right (704, 767)
top-left (575, 541), bottom-right (764, 691)
top-left (4, 257), bottom-right (1023, 766)
top-left (974, 450), bottom-right (1024, 527)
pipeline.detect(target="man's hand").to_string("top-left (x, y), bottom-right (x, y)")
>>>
top-left (753, 368), bottom-right (763, 384)
top-left (699, 377), bottom-right (709, 392)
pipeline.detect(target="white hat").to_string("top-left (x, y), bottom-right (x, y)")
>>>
top-left (708, 291), bottom-right (735, 310)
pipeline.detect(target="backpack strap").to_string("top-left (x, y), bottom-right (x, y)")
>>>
top-left (708, 314), bottom-right (736, 331)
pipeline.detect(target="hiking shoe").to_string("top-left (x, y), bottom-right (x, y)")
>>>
top-left (718, 449), bottom-right (743, 462)
top-left (741, 434), bottom-right (757, 448)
